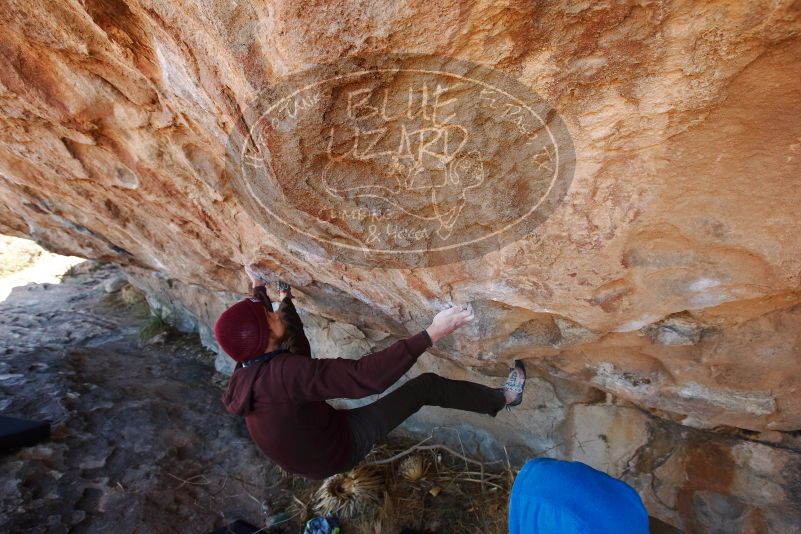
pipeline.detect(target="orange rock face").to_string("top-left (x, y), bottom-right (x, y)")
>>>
top-left (1, 0), bottom-right (801, 439)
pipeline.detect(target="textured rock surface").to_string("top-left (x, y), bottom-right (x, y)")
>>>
top-left (124, 262), bottom-right (801, 531)
top-left (2, 0), bottom-right (800, 431)
top-left (2, 0), bottom-right (801, 527)
top-left (3, 263), bottom-right (800, 532)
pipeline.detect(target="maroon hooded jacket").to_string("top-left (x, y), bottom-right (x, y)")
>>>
top-left (221, 330), bottom-right (432, 479)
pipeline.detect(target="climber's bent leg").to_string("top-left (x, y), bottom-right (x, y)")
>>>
top-left (343, 373), bottom-right (506, 469)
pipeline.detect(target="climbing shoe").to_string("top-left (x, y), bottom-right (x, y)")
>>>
top-left (276, 281), bottom-right (291, 293)
top-left (503, 359), bottom-right (526, 410)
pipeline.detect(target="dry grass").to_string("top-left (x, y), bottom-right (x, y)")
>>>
top-left (314, 464), bottom-right (384, 518)
top-left (291, 435), bottom-right (516, 534)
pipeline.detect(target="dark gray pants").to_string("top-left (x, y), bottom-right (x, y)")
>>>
top-left (342, 373), bottom-right (507, 470)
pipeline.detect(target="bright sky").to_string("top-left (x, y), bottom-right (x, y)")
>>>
top-left (0, 236), bottom-right (85, 302)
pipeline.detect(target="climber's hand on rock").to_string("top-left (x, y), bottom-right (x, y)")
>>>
top-left (244, 264), bottom-right (266, 288)
top-left (426, 304), bottom-right (474, 343)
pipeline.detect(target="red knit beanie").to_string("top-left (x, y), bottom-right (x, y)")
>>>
top-left (214, 299), bottom-right (271, 362)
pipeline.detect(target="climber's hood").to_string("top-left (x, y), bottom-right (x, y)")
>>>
top-left (221, 365), bottom-right (260, 417)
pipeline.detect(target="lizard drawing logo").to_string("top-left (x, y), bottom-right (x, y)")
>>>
top-left (321, 121), bottom-right (484, 241)
top-left (227, 54), bottom-right (575, 267)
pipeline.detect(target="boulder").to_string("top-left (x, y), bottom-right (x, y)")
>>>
top-left (1, 0), bottom-right (800, 450)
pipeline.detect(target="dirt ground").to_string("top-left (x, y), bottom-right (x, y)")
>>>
top-left (0, 255), bottom-right (510, 533)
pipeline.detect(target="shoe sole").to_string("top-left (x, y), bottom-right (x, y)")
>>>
top-left (506, 359), bottom-right (527, 408)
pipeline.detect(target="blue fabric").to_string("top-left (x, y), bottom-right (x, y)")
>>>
top-left (303, 516), bottom-right (340, 534)
top-left (509, 458), bottom-right (649, 534)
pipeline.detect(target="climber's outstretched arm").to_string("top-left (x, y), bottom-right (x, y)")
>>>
top-left (277, 304), bottom-right (475, 402)
top-left (278, 330), bottom-right (432, 402)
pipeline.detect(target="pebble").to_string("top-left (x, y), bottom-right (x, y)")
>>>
top-left (0, 373), bottom-right (25, 385)
top-left (103, 275), bottom-right (127, 294)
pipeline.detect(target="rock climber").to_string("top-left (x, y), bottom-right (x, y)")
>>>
top-left (216, 266), bottom-right (527, 480)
